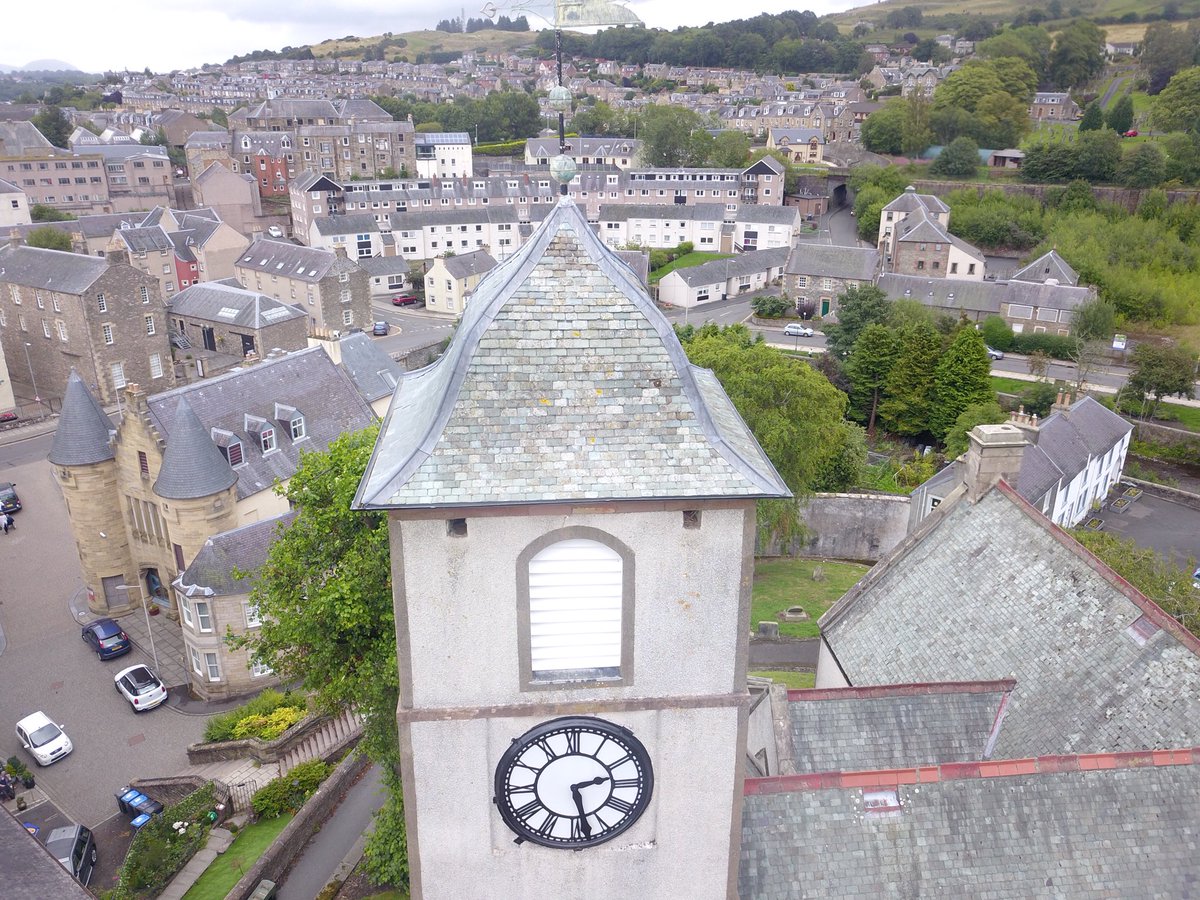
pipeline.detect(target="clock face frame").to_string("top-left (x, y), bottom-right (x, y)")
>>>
top-left (493, 715), bottom-right (654, 849)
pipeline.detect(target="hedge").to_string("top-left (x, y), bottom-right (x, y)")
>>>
top-left (251, 759), bottom-right (331, 820)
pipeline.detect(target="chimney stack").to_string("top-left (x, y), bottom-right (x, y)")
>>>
top-left (1051, 390), bottom-right (1073, 414)
top-left (963, 423), bottom-right (1027, 504)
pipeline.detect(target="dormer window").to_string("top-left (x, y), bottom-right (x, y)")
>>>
top-left (245, 415), bottom-right (276, 454)
top-left (275, 403), bottom-right (305, 441)
top-left (211, 428), bottom-right (244, 467)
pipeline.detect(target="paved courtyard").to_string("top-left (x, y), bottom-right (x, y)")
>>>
top-left (1095, 489), bottom-right (1200, 569)
top-left (0, 452), bottom-right (207, 828)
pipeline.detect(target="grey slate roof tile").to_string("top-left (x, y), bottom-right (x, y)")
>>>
top-left (671, 247), bottom-right (790, 288)
top-left (820, 485), bottom-right (1200, 757)
top-left (355, 198), bottom-right (791, 509)
top-left (48, 369), bottom-right (115, 466)
top-left (177, 511), bottom-right (296, 596)
top-left (785, 244), bottom-right (878, 281)
top-left (443, 249), bottom-right (496, 280)
top-left (167, 281), bottom-right (304, 329)
top-left (337, 332), bottom-right (404, 403)
top-left (153, 396), bottom-right (239, 499)
top-left (1011, 249), bottom-right (1078, 285)
top-left (236, 238), bottom-right (339, 283)
top-left (0, 244), bottom-right (107, 293)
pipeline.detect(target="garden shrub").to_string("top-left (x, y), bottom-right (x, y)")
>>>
top-left (111, 783), bottom-right (217, 899)
top-left (203, 689), bottom-right (307, 742)
top-left (251, 759), bottom-right (331, 820)
top-left (230, 706), bottom-right (305, 741)
top-left (1010, 332), bottom-right (1079, 360)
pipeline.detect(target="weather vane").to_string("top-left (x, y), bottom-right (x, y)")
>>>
top-left (480, 0), bottom-right (643, 193)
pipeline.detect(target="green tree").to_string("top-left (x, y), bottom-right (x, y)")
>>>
top-left (1074, 129), bottom-right (1121, 182)
top-left (930, 136), bottom-right (980, 178)
top-left (751, 295), bottom-right (789, 318)
top-left (638, 106), bottom-right (713, 167)
top-left (981, 315), bottom-right (1015, 351)
top-left (930, 327), bottom-right (994, 438)
top-left (681, 325), bottom-right (853, 495)
top-left (31, 104), bottom-right (71, 147)
top-left (824, 284), bottom-right (892, 359)
top-left (26, 226), bottom-right (72, 251)
top-left (861, 100), bottom-right (905, 155)
top-left (1119, 143), bottom-right (1167, 188)
top-left (943, 401), bottom-right (1007, 458)
top-left (210, 107), bottom-right (229, 128)
top-left (978, 26), bottom-right (1053, 80)
top-left (1072, 297), bottom-right (1118, 342)
top-left (878, 322), bottom-right (943, 436)
top-left (29, 204), bottom-right (75, 222)
top-left (708, 130), bottom-right (750, 167)
top-left (1150, 67), bottom-right (1200, 134)
top-left (1127, 342), bottom-right (1198, 419)
top-left (844, 323), bottom-right (899, 435)
top-left (1048, 19), bottom-right (1106, 90)
top-left (900, 94), bottom-right (934, 158)
top-left (1105, 95), bottom-right (1134, 134)
top-left (241, 425), bottom-right (407, 884)
top-left (1142, 21), bottom-right (1199, 94)
top-left (1078, 100), bottom-right (1104, 132)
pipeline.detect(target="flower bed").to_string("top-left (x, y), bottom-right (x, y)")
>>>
top-left (111, 783), bottom-right (218, 900)
top-left (203, 689), bottom-right (307, 743)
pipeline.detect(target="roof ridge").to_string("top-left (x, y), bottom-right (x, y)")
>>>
top-left (744, 747), bottom-right (1200, 795)
top-left (787, 679), bottom-right (1016, 702)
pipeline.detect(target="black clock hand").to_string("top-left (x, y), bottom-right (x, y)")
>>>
top-left (570, 785), bottom-right (592, 837)
top-left (569, 776), bottom-right (609, 791)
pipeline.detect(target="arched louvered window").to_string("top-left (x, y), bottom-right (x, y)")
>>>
top-left (518, 530), bottom-right (632, 689)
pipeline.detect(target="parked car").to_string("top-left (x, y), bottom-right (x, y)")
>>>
top-left (267, 225), bottom-right (285, 238)
top-left (391, 294), bottom-right (420, 307)
top-left (0, 481), bottom-right (19, 513)
top-left (81, 618), bottom-right (131, 660)
top-left (15, 711), bottom-right (73, 766)
top-left (114, 664), bottom-right (168, 712)
top-left (44, 824), bottom-right (96, 885)
top-left (372, 321), bottom-right (390, 336)
top-left (986, 346), bottom-right (1005, 360)
top-left (783, 323), bottom-right (814, 337)
top-left (1123, 129), bottom-right (1139, 137)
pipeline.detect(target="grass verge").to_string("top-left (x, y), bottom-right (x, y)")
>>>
top-left (750, 670), bottom-right (816, 689)
top-left (182, 814), bottom-right (294, 900)
top-left (751, 558), bottom-right (869, 639)
top-left (649, 252), bottom-right (734, 284)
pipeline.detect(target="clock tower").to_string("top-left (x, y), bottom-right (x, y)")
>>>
top-left (356, 198), bottom-right (790, 900)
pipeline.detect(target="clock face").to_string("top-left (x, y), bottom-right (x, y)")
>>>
top-left (494, 715), bottom-right (653, 849)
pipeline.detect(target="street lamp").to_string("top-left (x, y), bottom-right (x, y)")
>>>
top-left (114, 582), bottom-right (160, 671)
top-left (22, 342), bottom-right (43, 419)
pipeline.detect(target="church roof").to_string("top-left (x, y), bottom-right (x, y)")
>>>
top-left (48, 369), bottom-right (115, 466)
top-left (153, 396), bottom-right (239, 500)
top-left (820, 483), bottom-right (1200, 758)
top-left (355, 197), bottom-right (790, 510)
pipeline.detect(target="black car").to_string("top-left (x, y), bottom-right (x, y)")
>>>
top-left (0, 481), bottom-right (19, 514)
top-left (45, 824), bottom-right (97, 886)
top-left (81, 618), bottom-right (131, 660)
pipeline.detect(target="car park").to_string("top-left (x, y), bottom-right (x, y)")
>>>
top-left (783, 323), bottom-right (814, 337)
top-left (114, 664), bottom-right (168, 712)
top-left (391, 294), bottom-right (420, 306)
top-left (986, 346), bottom-right (1005, 360)
top-left (81, 618), bottom-right (131, 660)
top-left (44, 824), bottom-right (97, 885)
top-left (16, 711), bottom-right (73, 766)
top-left (0, 481), bottom-right (19, 513)
top-left (372, 321), bottom-right (390, 336)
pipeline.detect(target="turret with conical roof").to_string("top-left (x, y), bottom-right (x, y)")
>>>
top-left (50, 370), bottom-right (132, 615)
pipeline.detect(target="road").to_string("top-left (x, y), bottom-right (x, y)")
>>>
top-left (0, 448), bottom-right (206, 830)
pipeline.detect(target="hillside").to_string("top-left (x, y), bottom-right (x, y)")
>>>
top-left (259, 29), bottom-right (539, 65)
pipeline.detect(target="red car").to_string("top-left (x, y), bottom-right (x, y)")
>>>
top-left (391, 294), bottom-right (420, 307)
top-left (1123, 129), bottom-right (1138, 137)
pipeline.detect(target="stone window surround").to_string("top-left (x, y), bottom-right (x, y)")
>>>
top-left (516, 526), bottom-right (635, 693)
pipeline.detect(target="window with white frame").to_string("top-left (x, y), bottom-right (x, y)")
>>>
top-left (342, 309), bottom-right (353, 326)
top-left (111, 362), bottom-right (126, 390)
top-left (520, 532), bottom-right (629, 686)
top-left (41, 319), bottom-right (50, 338)
top-left (250, 660), bottom-right (273, 678)
top-left (195, 600), bottom-right (213, 632)
top-left (52, 296), bottom-right (60, 312)
top-left (244, 601), bottom-right (262, 628)
top-left (145, 315), bottom-right (155, 335)
top-left (56, 320), bottom-right (67, 341)
top-left (180, 595), bottom-right (193, 627)
top-left (149, 353), bottom-right (163, 379)
top-left (140, 285), bottom-right (150, 303)
top-left (290, 416), bottom-right (306, 440)
top-left (102, 324), bottom-right (114, 344)
top-left (260, 428), bottom-right (276, 453)
top-left (95, 292), bottom-right (105, 312)
top-left (203, 651), bottom-right (221, 682)
top-left (189, 645), bottom-right (202, 675)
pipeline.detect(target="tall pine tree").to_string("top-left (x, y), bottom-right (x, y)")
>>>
top-left (878, 322), bottom-right (943, 437)
top-left (930, 327), bottom-right (995, 439)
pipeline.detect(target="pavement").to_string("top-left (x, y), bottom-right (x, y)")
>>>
top-left (749, 638), bottom-right (819, 670)
top-left (1093, 488), bottom-right (1200, 569)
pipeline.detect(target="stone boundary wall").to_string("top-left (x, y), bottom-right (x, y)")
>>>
top-left (759, 493), bottom-right (910, 563)
top-left (1124, 477), bottom-right (1200, 512)
top-left (1131, 419), bottom-right (1200, 451)
top-left (186, 713), bottom-right (328, 765)
top-left (909, 180), bottom-right (1200, 214)
top-left (229, 749), bottom-right (373, 900)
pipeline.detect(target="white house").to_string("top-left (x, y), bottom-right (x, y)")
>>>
top-left (0, 178), bottom-right (31, 227)
top-left (657, 247), bottom-right (789, 309)
top-left (733, 205), bottom-right (803, 252)
top-left (414, 132), bottom-right (473, 178)
top-left (597, 203), bottom-right (727, 250)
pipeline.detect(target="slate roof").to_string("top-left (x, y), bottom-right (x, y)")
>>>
top-left (154, 397), bottom-right (240, 500)
top-left (116, 226), bottom-right (173, 253)
top-left (525, 136), bottom-right (642, 158)
top-left (895, 208), bottom-right (985, 261)
top-left (337, 331), bottom-right (404, 403)
top-left (358, 256), bottom-right (410, 277)
top-left (820, 483), bottom-right (1200, 758)
top-left (784, 244), bottom-right (878, 281)
top-left (881, 186), bottom-right (949, 216)
top-left (0, 120), bottom-right (57, 153)
top-left (312, 214), bottom-right (381, 236)
top-left (387, 206), bottom-right (520, 230)
top-left (598, 203), bottom-right (726, 223)
top-left (236, 239), bottom-right (338, 284)
top-left (148, 348), bottom-right (375, 501)
top-left (668, 247), bottom-right (790, 288)
top-left (0, 244), bottom-right (108, 293)
top-left (1016, 395), bottom-right (1132, 505)
top-left (177, 511), bottom-right (296, 596)
top-left (167, 281), bottom-right (305, 330)
top-left (740, 752), bottom-right (1200, 898)
top-left (734, 206), bottom-right (801, 225)
top-left (48, 369), bottom-right (115, 466)
top-left (877, 274), bottom-right (1091, 316)
top-left (443, 249), bottom-right (497, 280)
top-left (0, 808), bottom-right (94, 899)
top-left (355, 197), bottom-right (791, 510)
top-left (786, 682), bottom-right (1013, 773)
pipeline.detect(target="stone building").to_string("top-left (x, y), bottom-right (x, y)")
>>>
top-left (233, 238), bottom-right (370, 335)
top-left (423, 249), bottom-right (496, 316)
top-left (0, 244), bottom-right (175, 405)
top-left (49, 346), bottom-right (375, 698)
top-left (167, 279), bottom-right (309, 359)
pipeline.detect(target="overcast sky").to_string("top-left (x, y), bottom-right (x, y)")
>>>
top-left (1, 0), bottom-right (862, 74)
